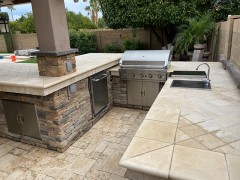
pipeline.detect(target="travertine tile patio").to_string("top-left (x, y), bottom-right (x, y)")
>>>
top-left (0, 107), bottom-right (147, 180)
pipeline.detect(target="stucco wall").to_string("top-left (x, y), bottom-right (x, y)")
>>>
top-left (214, 16), bottom-right (240, 72)
top-left (217, 21), bottom-right (227, 57)
top-left (230, 18), bottom-right (240, 71)
top-left (80, 28), bottom-right (165, 51)
top-left (11, 32), bottom-right (39, 50)
top-left (91, 28), bottom-right (150, 52)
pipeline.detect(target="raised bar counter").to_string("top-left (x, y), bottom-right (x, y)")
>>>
top-left (0, 53), bottom-right (122, 96)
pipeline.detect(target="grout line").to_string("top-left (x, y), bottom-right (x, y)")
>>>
top-left (191, 136), bottom-right (210, 150)
top-left (209, 131), bottom-right (232, 144)
top-left (168, 110), bottom-right (181, 179)
top-left (134, 135), bottom-right (172, 144)
top-left (144, 118), bottom-right (178, 124)
top-left (211, 139), bottom-right (240, 151)
top-left (120, 144), bottom-right (173, 162)
top-left (224, 154), bottom-right (231, 180)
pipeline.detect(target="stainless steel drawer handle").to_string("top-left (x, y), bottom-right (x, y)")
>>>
top-left (92, 74), bottom-right (108, 82)
top-left (19, 115), bottom-right (24, 125)
top-left (17, 115), bottom-right (21, 124)
top-left (17, 114), bottom-right (24, 125)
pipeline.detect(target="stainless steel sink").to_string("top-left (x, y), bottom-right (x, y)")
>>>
top-left (170, 80), bottom-right (211, 90)
top-left (169, 71), bottom-right (207, 78)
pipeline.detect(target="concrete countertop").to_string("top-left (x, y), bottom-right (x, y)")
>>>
top-left (119, 62), bottom-right (240, 180)
top-left (0, 53), bottom-right (122, 96)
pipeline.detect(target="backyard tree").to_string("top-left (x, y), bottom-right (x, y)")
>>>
top-left (66, 11), bottom-right (97, 30)
top-left (9, 11), bottom-right (96, 33)
top-left (98, 17), bottom-right (107, 28)
top-left (9, 13), bottom-right (36, 33)
top-left (99, 0), bottom-right (240, 47)
top-left (83, 0), bottom-right (100, 26)
top-left (7, 5), bottom-right (15, 21)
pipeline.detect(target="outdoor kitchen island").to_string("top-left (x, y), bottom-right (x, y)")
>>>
top-left (117, 62), bottom-right (240, 180)
top-left (0, 53), bottom-right (122, 152)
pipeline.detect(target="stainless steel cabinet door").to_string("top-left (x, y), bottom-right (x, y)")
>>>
top-left (127, 81), bottom-right (142, 106)
top-left (18, 102), bottom-right (41, 139)
top-left (91, 74), bottom-right (109, 116)
top-left (142, 82), bottom-right (160, 107)
top-left (2, 100), bottom-right (22, 135)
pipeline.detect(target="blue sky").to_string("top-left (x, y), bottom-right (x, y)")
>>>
top-left (0, 0), bottom-right (96, 21)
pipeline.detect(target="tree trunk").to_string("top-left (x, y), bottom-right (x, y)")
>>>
top-left (151, 27), bottom-right (164, 48)
top-left (11, 9), bottom-right (14, 21)
top-left (94, 0), bottom-right (98, 25)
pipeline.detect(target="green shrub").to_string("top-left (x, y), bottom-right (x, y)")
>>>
top-left (9, 13), bottom-right (36, 34)
top-left (174, 14), bottom-right (215, 53)
top-left (4, 33), bottom-right (13, 53)
top-left (69, 30), bottom-right (78, 48)
top-left (104, 44), bottom-right (122, 53)
top-left (0, 12), bottom-right (9, 19)
top-left (69, 30), bottom-right (97, 54)
top-left (67, 11), bottom-right (97, 30)
top-left (123, 38), bottom-right (144, 51)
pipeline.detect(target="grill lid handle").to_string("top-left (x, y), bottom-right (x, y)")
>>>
top-left (92, 74), bottom-right (108, 82)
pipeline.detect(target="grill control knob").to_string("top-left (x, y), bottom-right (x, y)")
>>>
top-left (158, 75), bottom-right (163, 79)
top-left (131, 73), bottom-right (135, 77)
top-left (140, 74), bottom-right (144, 78)
top-left (148, 74), bottom-right (153, 78)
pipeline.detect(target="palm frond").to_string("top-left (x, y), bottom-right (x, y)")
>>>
top-left (174, 14), bottom-right (215, 53)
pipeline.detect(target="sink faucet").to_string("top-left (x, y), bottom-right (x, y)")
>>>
top-left (196, 63), bottom-right (211, 86)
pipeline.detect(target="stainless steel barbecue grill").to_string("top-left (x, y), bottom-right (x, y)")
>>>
top-left (119, 50), bottom-right (172, 107)
top-left (119, 50), bottom-right (172, 82)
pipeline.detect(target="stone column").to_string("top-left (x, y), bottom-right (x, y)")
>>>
top-left (31, 0), bottom-right (78, 77)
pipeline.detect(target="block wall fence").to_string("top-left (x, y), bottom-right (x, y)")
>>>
top-left (213, 15), bottom-right (240, 71)
top-left (0, 28), bottom-right (166, 53)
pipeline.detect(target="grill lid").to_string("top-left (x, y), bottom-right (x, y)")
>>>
top-left (120, 50), bottom-right (172, 69)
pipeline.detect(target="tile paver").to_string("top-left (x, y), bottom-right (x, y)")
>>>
top-left (135, 120), bottom-right (177, 143)
top-left (226, 154), bottom-right (240, 180)
top-left (0, 107), bottom-right (147, 180)
top-left (195, 133), bottom-right (225, 150)
top-left (170, 145), bottom-right (229, 180)
top-left (176, 139), bottom-right (208, 150)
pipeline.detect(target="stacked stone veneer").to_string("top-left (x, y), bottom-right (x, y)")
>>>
top-left (0, 71), bottom-right (114, 152)
top-left (0, 101), bottom-right (7, 135)
top-left (112, 76), bottom-right (128, 108)
top-left (37, 53), bottom-right (76, 77)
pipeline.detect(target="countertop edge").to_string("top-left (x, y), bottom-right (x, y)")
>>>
top-left (0, 58), bottom-right (120, 96)
top-left (119, 159), bottom-right (169, 179)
